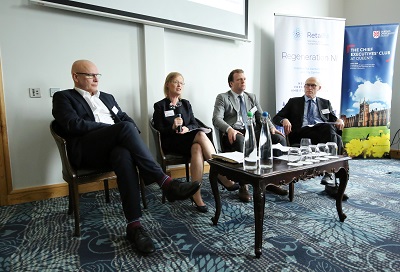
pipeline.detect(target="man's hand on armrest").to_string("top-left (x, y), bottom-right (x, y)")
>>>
top-left (281, 119), bottom-right (292, 135)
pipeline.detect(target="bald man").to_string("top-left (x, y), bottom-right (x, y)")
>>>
top-left (272, 77), bottom-right (348, 200)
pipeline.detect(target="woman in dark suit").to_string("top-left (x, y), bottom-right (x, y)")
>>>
top-left (153, 72), bottom-right (238, 213)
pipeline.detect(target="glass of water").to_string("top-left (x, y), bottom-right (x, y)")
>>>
top-left (300, 146), bottom-right (313, 164)
top-left (300, 138), bottom-right (312, 147)
top-left (316, 143), bottom-right (329, 160)
top-left (287, 147), bottom-right (302, 166)
top-left (309, 144), bottom-right (320, 162)
top-left (326, 142), bottom-right (338, 157)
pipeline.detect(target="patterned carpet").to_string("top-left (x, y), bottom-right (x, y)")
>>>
top-left (1, 159), bottom-right (399, 271)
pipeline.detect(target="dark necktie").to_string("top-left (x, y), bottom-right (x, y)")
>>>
top-left (307, 100), bottom-right (316, 125)
top-left (238, 95), bottom-right (247, 124)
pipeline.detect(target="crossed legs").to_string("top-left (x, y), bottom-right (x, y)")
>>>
top-left (190, 132), bottom-right (236, 207)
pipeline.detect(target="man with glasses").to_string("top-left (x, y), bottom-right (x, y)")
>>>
top-left (272, 77), bottom-right (348, 200)
top-left (212, 69), bottom-right (288, 202)
top-left (52, 60), bottom-right (201, 255)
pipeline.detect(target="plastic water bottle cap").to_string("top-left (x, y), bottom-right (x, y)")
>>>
top-left (262, 112), bottom-right (269, 117)
top-left (247, 111), bottom-right (253, 117)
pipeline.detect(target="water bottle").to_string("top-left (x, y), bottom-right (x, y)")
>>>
top-left (259, 112), bottom-right (273, 169)
top-left (243, 111), bottom-right (258, 170)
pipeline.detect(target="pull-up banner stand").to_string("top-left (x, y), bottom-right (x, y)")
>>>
top-left (274, 14), bottom-right (345, 115)
top-left (340, 24), bottom-right (399, 158)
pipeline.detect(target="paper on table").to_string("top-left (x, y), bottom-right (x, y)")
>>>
top-left (211, 151), bottom-right (243, 163)
top-left (272, 143), bottom-right (291, 152)
top-left (212, 144), bottom-right (290, 163)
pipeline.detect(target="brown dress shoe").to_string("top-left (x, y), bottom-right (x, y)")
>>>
top-left (266, 185), bottom-right (288, 196)
top-left (238, 185), bottom-right (252, 202)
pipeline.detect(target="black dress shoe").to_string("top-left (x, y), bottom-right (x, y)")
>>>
top-left (320, 173), bottom-right (335, 186)
top-left (126, 226), bottom-right (155, 255)
top-left (190, 197), bottom-right (208, 213)
top-left (238, 185), bottom-right (252, 202)
top-left (324, 184), bottom-right (349, 201)
top-left (164, 180), bottom-right (201, 202)
top-left (217, 178), bottom-right (240, 191)
top-left (266, 185), bottom-right (288, 196)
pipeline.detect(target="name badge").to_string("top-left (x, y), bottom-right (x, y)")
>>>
top-left (164, 110), bottom-right (175, 117)
top-left (321, 108), bottom-right (330, 114)
top-left (112, 106), bottom-right (119, 114)
top-left (250, 106), bottom-right (257, 115)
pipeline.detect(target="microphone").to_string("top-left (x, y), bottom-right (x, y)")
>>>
top-left (176, 114), bottom-right (182, 132)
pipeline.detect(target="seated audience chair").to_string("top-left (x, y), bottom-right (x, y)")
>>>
top-left (50, 120), bottom-right (147, 236)
top-left (150, 118), bottom-right (190, 203)
top-left (213, 127), bottom-right (224, 153)
top-left (149, 118), bottom-right (214, 203)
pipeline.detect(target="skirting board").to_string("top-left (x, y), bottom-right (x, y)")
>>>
top-left (390, 149), bottom-right (400, 159)
top-left (3, 163), bottom-right (210, 206)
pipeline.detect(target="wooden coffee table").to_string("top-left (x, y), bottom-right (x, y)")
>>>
top-left (207, 156), bottom-right (350, 258)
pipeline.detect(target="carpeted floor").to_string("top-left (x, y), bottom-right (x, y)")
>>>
top-left (1, 159), bottom-right (399, 271)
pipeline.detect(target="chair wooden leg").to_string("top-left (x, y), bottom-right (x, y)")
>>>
top-left (185, 162), bottom-right (190, 182)
top-left (162, 165), bottom-right (167, 204)
top-left (67, 182), bottom-right (73, 215)
top-left (103, 179), bottom-right (110, 203)
top-left (72, 182), bottom-right (81, 237)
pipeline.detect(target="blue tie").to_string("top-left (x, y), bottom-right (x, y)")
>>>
top-left (238, 95), bottom-right (247, 124)
top-left (307, 100), bottom-right (316, 125)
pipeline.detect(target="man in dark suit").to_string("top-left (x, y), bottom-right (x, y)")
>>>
top-left (272, 77), bottom-right (348, 199)
top-left (212, 69), bottom-right (288, 202)
top-left (52, 60), bottom-right (200, 255)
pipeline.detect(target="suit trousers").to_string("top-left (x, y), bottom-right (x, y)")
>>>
top-left (74, 121), bottom-right (165, 222)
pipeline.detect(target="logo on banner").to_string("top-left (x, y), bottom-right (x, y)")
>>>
top-left (293, 27), bottom-right (302, 40)
top-left (373, 31), bottom-right (380, 39)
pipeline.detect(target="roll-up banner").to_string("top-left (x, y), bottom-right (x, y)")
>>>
top-left (341, 24), bottom-right (399, 158)
top-left (274, 14), bottom-right (345, 115)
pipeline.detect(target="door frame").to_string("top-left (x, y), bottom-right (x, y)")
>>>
top-left (0, 55), bottom-right (13, 206)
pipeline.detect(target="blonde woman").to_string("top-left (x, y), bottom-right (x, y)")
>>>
top-left (153, 72), bottom-right (239, 213)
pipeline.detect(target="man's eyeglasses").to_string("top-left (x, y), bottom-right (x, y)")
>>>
top-left (171, 80), bottom-right (185, 85)
top-left (304, 83), bottom-right (318, 88)
top-left (75, 72), bottom-right (102, 79)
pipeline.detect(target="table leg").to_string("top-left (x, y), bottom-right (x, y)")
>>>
top-left (253, 183), bottom-right (266, 258)
top-left (335, 167), bottom-right (348, 222)
top-left (288, 181), bottom-right (294, 202)
top-left (209, 167), bottom-right (221, 225)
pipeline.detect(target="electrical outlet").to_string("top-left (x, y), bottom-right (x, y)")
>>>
top-left (29, 88), bottom-right (41, 98)
top-left (50, 88), bottom-right (60, 97)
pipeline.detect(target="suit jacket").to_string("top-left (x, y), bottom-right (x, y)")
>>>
top-left (153, 98), bottom-right (199, 138)
top-left (52, 88), bottom-right (139, 156)
top-left (272, 96), bottom-right (338, 133)
top-left (212, 90), bottom-right (274, 133)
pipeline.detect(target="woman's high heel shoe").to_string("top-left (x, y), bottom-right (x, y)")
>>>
top-left (190, 197), bottom-right (208, 213)
top-left (217, 178), bottom-right (240, 191)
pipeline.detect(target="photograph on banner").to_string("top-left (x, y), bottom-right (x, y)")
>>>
top-left (340, 24), bottom-right (398, 158)
top-left (274, 14), bottom-right (345, 116)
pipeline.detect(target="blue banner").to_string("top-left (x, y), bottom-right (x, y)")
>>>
top-left (341, 24), bottom-right (398, 158)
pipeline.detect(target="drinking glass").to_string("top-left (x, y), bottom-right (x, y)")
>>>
top-left (300, 138), bottom-right (312, 147)
top-left (308, 144), bottom-right (320, 162)
top-left (316, 143), bottom-right (329, 160)
top-left (287, 147), bottom-right (302, 166)
top-left (300, 146), bottom-right (313, 164)
top-left (326, 142), bottom-right (338, 157)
